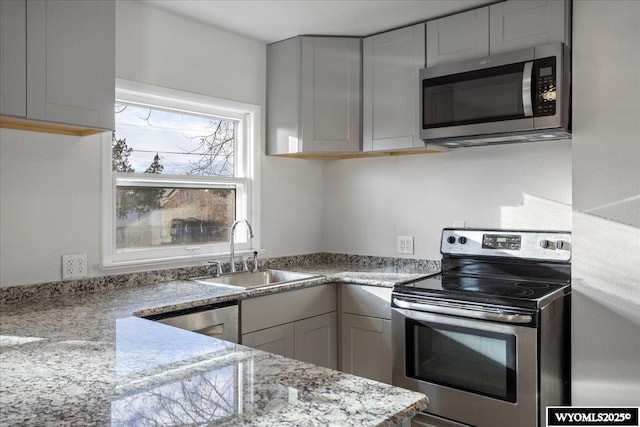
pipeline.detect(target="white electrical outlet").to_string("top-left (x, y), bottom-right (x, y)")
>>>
top-left (62, 254), bottom-right (87, 279)
top-left (397, 236), bottom-right (414, 255)
top-left (453, 220), bottom-right (467, 228)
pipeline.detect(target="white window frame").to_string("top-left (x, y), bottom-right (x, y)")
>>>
top-left (101, 79), bottom-right (261, 269)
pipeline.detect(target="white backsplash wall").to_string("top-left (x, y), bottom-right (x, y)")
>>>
top-left (323, 140), bottom-right (572, 259)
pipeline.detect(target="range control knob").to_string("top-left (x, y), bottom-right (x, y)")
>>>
top-left (540, 239), bottom-right (551, 249)
top-left (555, 240), bottom-right (565, 250)
top-left (447, 236), bottom-right (456, 244)
top-left (458, 236), bottom-right (467, 244)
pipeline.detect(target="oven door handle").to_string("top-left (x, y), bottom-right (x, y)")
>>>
top-left (393, 297), bottom-right (533, 324)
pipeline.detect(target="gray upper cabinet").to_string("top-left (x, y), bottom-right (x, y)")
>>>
top-left (363, 24), bottom-right (425, 152)
top-left (0, 0), bottom-right (26, 118)
top-left (426, 0), bottom-right (570, 67)
top-left (0, 0), bottom-right (114, 132)
top-left (267, 36), bottom-right (361, 157)
top-left (489, 0), bottom-right (571, 54)
top-left (27, 0), bottom-right (114, 131)
top-left (426, 7), bottom-right (489, 67)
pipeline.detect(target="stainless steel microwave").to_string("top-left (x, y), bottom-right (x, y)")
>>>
top-left (420, 43), bottom-right (571, 147)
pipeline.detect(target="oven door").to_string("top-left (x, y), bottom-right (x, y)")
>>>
top-left (392, 303), bottom-right (538, 427)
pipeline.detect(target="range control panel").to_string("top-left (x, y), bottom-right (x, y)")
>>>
top-left (482, 234), bottom-right (522, 250)
top-left (441, 228), bottom-right (571, 261)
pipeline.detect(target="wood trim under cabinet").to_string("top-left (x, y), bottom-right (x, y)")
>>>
top-left (272, 146), bottom-right (447, 160)
top-left (0, 116), bottom-right (109, 137)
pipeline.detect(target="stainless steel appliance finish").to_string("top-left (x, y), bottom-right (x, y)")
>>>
top-left (147, 302), bottom-right (239, 343)
top-left (392, 228), bottom-right (571, 427)
top-left (420, 43), bottom-right (571, 147)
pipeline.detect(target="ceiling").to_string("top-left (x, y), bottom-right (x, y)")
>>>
top-left (139, 0), bottom-right (494, 44)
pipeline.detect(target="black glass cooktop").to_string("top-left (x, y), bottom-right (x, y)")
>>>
top-left (395, 270), bottom-right (570, 310)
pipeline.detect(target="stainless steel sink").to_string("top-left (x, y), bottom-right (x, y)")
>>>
top-left (191, 269), bottom-right (323, 289)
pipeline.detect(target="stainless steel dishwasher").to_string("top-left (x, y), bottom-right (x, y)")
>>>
top-left (145, 301), bottom-right (239, 343)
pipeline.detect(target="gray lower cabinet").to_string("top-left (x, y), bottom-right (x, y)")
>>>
top-left (294, 311), bottom-right (337, 369)
top-left (241, 284), bottom-right (337, 369)
top-left (362, 23), bottom-right (425, 152)
top-left (0, 0), bottom-right (114, 131)
top-left (340, 284), bottom-right (393, 384)
top-left (341, 313), bottom-right (392, 384)
top-left (266, 36), bottom-right (361, 157)
top-left (241, 312), bottom-right (337, 370)
top-left (242, 323), bottom-right (295, 359)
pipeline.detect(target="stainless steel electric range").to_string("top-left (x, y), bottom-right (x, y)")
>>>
top-left (392, 228), bottom-right (571, 427)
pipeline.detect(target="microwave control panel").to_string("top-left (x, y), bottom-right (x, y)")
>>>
top-left (534, 56), bottom-right (557, 116)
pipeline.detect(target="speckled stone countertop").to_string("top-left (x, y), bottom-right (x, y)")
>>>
top-left (0, 258), bottom-right (437, 426)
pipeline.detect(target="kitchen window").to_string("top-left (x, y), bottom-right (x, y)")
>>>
top-left (102, 79), bottom-right (260, 268)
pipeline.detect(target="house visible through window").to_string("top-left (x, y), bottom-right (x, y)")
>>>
top-left (103, 80), bottom-right (258, 267)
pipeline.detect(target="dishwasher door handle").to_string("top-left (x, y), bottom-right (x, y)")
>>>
top-left (196, 323), bottom-right (225, 337)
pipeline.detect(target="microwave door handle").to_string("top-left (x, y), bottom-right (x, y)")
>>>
top-left (522, 61), bottom-right (534, 117)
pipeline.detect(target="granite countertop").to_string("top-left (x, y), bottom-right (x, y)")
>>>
top-left (0, 261), bottom-right (435, 426)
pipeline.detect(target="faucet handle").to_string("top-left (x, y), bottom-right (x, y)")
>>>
top-left (208, 260), bottom-right (223, 276)
top-left (242, 257), bottom-right (250, 272)
top-left (252, 251), bottom-right (259, 273)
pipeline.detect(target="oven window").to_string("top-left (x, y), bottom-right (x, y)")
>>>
top-left (423, 62), bottom-right (526, 129)
top-left (406, 318), bottom-right (517, 402)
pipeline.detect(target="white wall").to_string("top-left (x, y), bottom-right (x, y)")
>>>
top-left (0, 1), bottom-right (323, 287)
top-left (571, 0), bottom-right (640, 227)
top-left (323, 140), bottom-right (572, 259)
top-left (0, 130), bottom-right (103, 286)
top-left (571, 0), bottom-right (640, 404)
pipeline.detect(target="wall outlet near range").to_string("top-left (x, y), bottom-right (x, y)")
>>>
top-left (62, 254), bottom-right (87, 279)
top-left (397, 236), bottom-right (414, 255)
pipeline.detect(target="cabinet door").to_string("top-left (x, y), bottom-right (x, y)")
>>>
top-left (341, 313), bottom-right (392, 384)
top-left (300, 37), bottom-right (361, 153)
top-left (294, 312), bottom-right (337, 369)
top-left (363, 24), bottom-right (425, 152)
top-left (426, 7), bottom-right (489, 67)
top-left (26, 0), bottom-right (114, 130)
top-left (490, 0), bottom-right (570, 54)
top-left (489, 0), bottom-right (570, 54)
top-left (241, 323), bottom-right (295, 359)
top-left (0, 0), bottom-right (26, 117)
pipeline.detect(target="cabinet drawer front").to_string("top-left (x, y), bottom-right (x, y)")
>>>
top-left (341, 284), bottom-right (392, 319)
top-left (241, 284), bottom-right (336, 334)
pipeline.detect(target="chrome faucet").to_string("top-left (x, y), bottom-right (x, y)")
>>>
top-left (229, 219), bottom-right (254, 272)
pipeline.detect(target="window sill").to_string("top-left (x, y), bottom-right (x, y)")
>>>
top-left (100, 248), bottom-right (266, 272)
